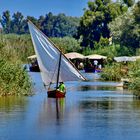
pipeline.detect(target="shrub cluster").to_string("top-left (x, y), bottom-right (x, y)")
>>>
top-left (0, 58), bottom-right (32, 96)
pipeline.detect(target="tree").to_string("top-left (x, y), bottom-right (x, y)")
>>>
top-left (109, 1), bottom-right (140, 50)
top-left (11, 12), bottom-right (24, 34)
top-left (27, 16), bottom-right (38, 25)
top-left (76, 0), bottom-right (128, 48)
top-left (51, 37), bottom-right (81, 53)
top-left (52, 13), bottom-right (80, 37)
top-left (41, 12), bottom-right (55, 37)
top-left (109, 13), bottom-right (132, 44)
top-left (133, 1), bottom-right (140, 24)
top-left (38, 15), bottom-right (45, 30)
top-left (0, 10), bottom-right (11, 33)
top-left (121, 1), bottom-right (140, 49)
top-left (41, 12), bottom-right (79, 37)
top-left (123, 0), bottom-right (135, 7)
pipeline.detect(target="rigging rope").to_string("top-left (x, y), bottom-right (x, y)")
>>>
top-left (48, 60), bottom-right (59, 89)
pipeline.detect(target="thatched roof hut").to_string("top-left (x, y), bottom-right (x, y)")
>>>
top-left (84, 54), bottom-right (107, 59)
top-left (65, 52), bottom-right (84, 59)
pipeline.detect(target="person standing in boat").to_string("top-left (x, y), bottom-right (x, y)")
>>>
top-left (58, 82), bottom-right (66, 93)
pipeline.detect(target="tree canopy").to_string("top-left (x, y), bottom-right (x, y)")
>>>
top-left (0, 11), bottom-right (80, 37)
top-left (76, 0), bottom-right (129, 48)
top-left (109, 1), bottom-right (140, 49)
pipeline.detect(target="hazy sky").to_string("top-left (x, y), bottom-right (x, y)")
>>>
top-left (0, 0), bottom-right (89, 18)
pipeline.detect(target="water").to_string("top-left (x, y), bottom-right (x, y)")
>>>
top-left (0, 72), bottom-right (140, 140)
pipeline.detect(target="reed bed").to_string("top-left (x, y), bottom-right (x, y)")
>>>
top-left (0, 34), bottom-right (32, 96)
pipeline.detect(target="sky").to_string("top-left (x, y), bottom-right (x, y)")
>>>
top-left (0, 0), bottom-right (89, 18)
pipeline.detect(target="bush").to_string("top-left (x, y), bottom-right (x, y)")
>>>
top-left (51, 37), bottom-right (81, 53)
top-left (0, 34), bottom-right (34, 62)
top-left (100, 63), bottom-right (126, 81)
top-left (127, 60), bottom-right (140, 96)
top-left (0, 58), bottom-right (32, 96)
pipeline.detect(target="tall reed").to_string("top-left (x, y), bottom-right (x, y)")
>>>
top-left (0, 34), bottom-right (32, 96)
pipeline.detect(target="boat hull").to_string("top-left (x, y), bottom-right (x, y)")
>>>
top-left (84, 68), bottom-right (102, 73)
top-left (47, 90), bottom-right (65, 98)
top-left (29, 65), bottom-right (40, 72)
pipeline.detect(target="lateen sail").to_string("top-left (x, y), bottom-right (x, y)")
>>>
top-left (28, 21), bottom-right (86, 86)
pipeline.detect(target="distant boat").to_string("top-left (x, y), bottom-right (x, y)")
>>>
top-left (28, 21), bottom-right (86, 98)
top-left (84, 54), bottom-right (107, 73)
top-left (27, 55), bottom-right (40, 72)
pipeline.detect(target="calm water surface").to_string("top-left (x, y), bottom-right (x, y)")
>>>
top-left (0, 72), bottom-right (140, 140)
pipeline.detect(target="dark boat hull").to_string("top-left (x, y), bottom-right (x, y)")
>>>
top-left (84, 68), bottom-right (102, 73)
top-left (29, 65), bottom-right (40, 72)
top-left (47, 90), bottom-right (65, 98)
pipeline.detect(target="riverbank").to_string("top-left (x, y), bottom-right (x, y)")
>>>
top-left (100, 61), bottom-right (140, 97)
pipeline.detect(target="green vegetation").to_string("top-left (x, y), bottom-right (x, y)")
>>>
top-left (0, 0), bottom-right (140, 96)
top-left (0, 36), bottom-right (32, 96)
top-left (127, 60), bottom-right (140, 96)
top-left (0, 11), bottom-right (79, 37)
top-left (100, 63), bottom-right (124, 81)
top-left (76, 0), bottom-right (128, 48)
top-left (79, 1), bottom-right (140, 97)
top-left (0, 34), bottom-right (82, 96)
top-left (0, 34), bottom-right (81, 61)
top-left (0, 96), bottom-right (27, 111)
top-left (109, 1), bottom-right (140, 50)
top-left (0, 59), bottom-right (31, 96)
top-left (100, 60), bottom-right (140, 97)
top-left (0, 34), bottom-right (34, 62)
top-left (51, 37), bottom-right (81, 53)
top-left (82, 44), bottom-right (134, 57)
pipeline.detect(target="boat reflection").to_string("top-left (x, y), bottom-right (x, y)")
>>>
top-left (55, 98), bottom-right (65, 119)
top-left (37, 97), bottom-right (65, 128)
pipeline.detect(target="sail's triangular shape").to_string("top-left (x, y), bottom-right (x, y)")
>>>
top-left (28, 21), bottom-right (86, 86)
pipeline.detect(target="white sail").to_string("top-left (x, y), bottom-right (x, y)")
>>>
top-left (28, 21), bottom-right (86, 86)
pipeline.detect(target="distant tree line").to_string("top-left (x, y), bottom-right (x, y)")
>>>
top-left (0, 0), bottom-right (139, 52)
top-left (0, 11), bottom-right (80, 37)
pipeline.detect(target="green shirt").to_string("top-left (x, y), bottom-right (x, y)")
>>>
top-left (59, 83), bottom-right (66, 93)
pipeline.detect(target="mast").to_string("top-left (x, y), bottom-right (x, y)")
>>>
top-left (56, 52), bottom-right (62, 89)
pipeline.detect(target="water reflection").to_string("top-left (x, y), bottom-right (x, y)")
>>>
top-left (56, 98), bottom-right (65, 120)
top-left (38, 98), bottom-right (65, 128)
top-left (0, 96), bottom-right (27, 112)
top-left (1, 72), bottom-right (140, 140)
top-left (78, 85), bottom-right (122, 91)
top-left (0, 96), bottom-right (28, 139)
top-left (0, 96), bottom-right (27, 124)
top-left (65, 81), bottom-right (124, 93)
top-left (79, 100), bottom-right (113, 110)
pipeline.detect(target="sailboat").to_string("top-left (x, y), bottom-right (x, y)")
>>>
top-left (28, 21), bottom-right (86, 98)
